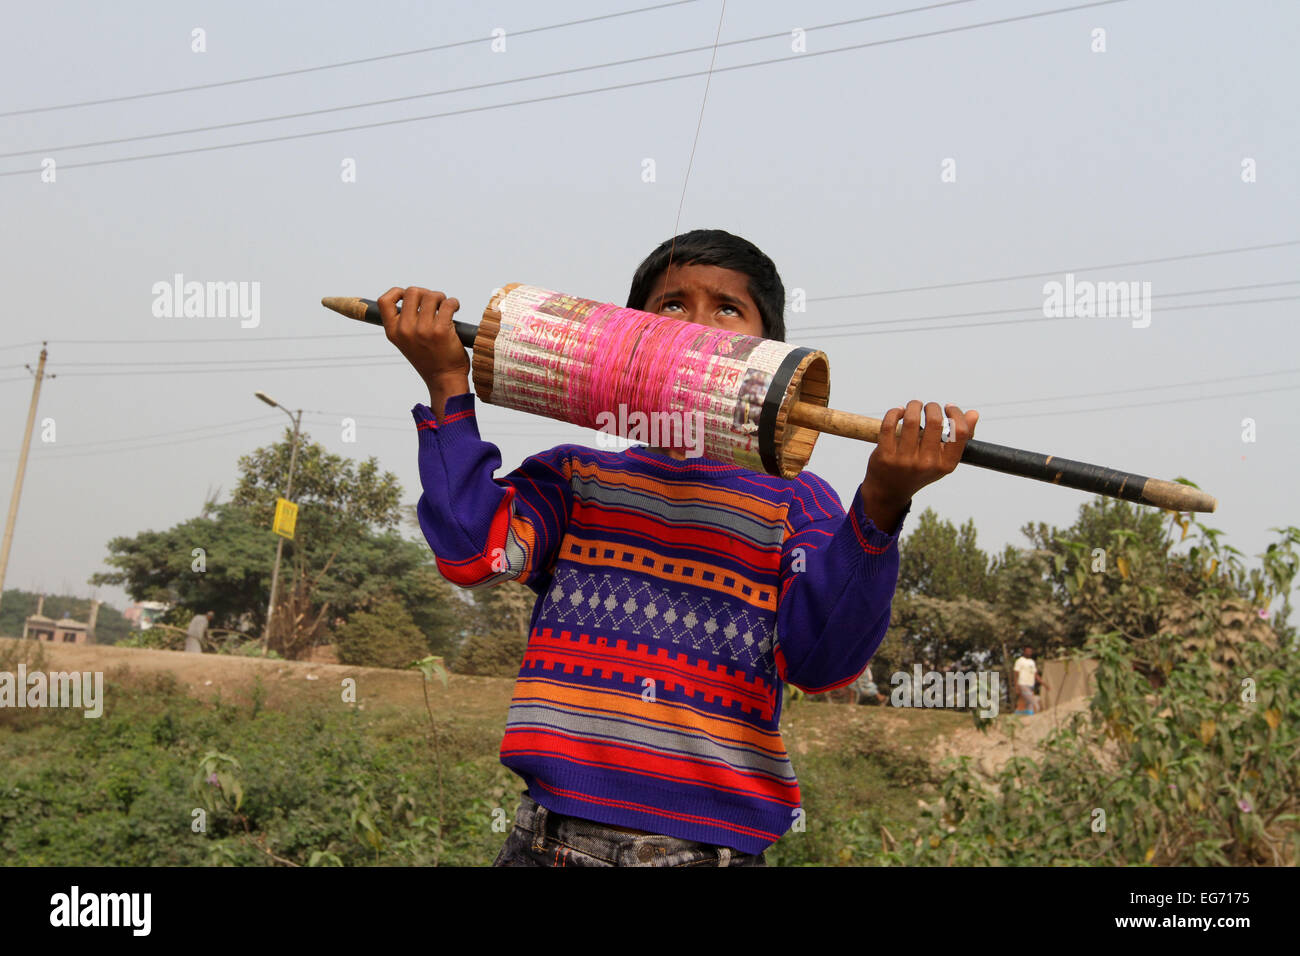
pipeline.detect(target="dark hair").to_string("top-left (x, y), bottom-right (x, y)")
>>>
top-left (625, 229), bottom-right (786, 342)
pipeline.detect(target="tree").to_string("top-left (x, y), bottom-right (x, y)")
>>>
top-left (985, 544), bottom-right (1066, 680)
top-left (886, 508), bottom-right (997, 668)
top-left (231, 428), bottom-right (402, 537)
top-left (92, 431), bottom-right (461, 659)
top-left (1021, 496), bottom-right (1176, 651)
top-left (897, 511), bottom-right (1300, 866)
top-left (454, 582), bottom-right (537, 677)
top-left (310, 532), bottom-right (465, 659)
top-left (897, 508), bottom-right (992, 601)
top-left (230, 429), bottom-right (404, 654)
top-left (90, 503), bottom-right (270, 633)
top-left (334, 596), bottom-right (431, 669)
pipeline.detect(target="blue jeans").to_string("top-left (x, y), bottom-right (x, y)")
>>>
top-left (493, 792), bottom-right (769, 867)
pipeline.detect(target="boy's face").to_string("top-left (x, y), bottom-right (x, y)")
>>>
top-left (639, 263), bottom-right (765, 338)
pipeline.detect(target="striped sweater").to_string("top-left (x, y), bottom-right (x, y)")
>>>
top-left (413, 393), bottom-right (909, 854)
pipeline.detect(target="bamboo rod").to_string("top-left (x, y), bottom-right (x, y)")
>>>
top-left (322, 297), bottom-right (1218, 513)
top-left (785, 402), bottom-right (1216, 512)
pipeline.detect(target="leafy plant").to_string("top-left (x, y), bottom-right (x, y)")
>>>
top-left (887, 510), bottom-right (1300, 866)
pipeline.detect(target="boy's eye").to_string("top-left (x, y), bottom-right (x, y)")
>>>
top-left (661, 301), bottom-right (741, 316)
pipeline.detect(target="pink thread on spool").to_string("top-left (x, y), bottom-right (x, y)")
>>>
top-left (562, 306), bottom-right (740, 447)
top-left (561, 301), bottom-right (619, 426)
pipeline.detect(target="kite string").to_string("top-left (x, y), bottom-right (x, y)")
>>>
top-left (661, 0), bottom-right (727, 296)
top-left (549, 4), bottom-right (732, 441)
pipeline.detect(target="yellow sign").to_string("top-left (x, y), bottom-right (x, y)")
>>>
top-left (273, 498), bottom-right (298, 539)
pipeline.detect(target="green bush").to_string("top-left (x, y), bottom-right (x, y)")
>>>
top-left (117, 627), bottom-right (183, 651)
top-left (333, 598), bottom-right (429, 670)
top-left (453, 628), bottom-right (527, 677)
top-left (888, 512), bottom-right (1300, 866)
top-left (0, 637), bottom-right (46, 673)
top-left (0, 668), bottom-right (511, 866)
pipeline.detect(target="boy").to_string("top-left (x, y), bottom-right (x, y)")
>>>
top-left (380, 229), bottom-right (978, 866)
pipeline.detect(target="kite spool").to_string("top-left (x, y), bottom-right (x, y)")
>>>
top-left (474, 283), bottom-right (829, 478)
top-left (320, 288), bottom-right (1219, 512)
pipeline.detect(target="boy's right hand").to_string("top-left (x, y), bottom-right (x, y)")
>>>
top-left (378, 286), bottom-right (472, 419)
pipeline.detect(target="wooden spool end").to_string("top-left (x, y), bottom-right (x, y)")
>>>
top-left (771, 350), bottom-right (830, 479)
top-left (473, 283), bottom-right (521, 405)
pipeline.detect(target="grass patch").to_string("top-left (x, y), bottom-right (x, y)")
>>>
top-left (1, 663), bottom-right (950, 866)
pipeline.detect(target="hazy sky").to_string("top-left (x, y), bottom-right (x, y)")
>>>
top-left (2, 0), bottom-right (1296, 616)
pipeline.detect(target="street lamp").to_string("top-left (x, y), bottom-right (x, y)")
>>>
top-left (255, 391), bottom-right (302, 652)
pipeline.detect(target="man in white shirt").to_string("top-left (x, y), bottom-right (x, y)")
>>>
top-left (1012, 646), bottom-right (1048, 714)
top-left (185, 611), bottom-right (213, 653)
top-left (851, 663), bottom-right (886, 705)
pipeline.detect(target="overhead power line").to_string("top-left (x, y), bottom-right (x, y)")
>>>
top-left (3, 274), bottom-right (1293, 364)
top-left (51, 353), bottom-right (395, 368)
top-left (0, 419), bottom-right (288, 460)
top-left (798, 294), bottom-right (1300, 340)
top-left (810, 239), bottom-right (1300, 301)
top-left (0, 0), bottom-right (1130, 178)
top-left (41, 290), bottom-right (1297, 377)
top-left (0, 0), bottom-right (703, 117)
top-left (2, 238), bottom-right (1289, 356)
top-left (307, 366), bottom-right (1300, 425)
top-left (792, 279), bottom-right (1300, 334)
top-left (991, 382), bottom-right (1300, 422)
top-left (0, 408), bottom-right (577, 459)
top-left (971, 367), bottom-right (1300, 408)
top-left (0, 414), bottom-right (284, 452)
top-left (1, 1), bottom-right (984, 159)
top-left (49, 359), bottom-right (404, 379)
top-left (6, 372), bottom-right (1294, 462)
top-left (33, 332), bottom-right (373, 346)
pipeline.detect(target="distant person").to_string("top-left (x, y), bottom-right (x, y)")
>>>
top-left (185, 611), bottom-right (213, 653)
top-left (1013, 646), bottom-right (1048, 714)
top-left (852, 663), bottom-right (886, 705)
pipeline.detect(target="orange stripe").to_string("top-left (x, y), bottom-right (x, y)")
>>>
top-left (512, 676), bottom-right (787, 756)
top-left (561, 535), bottom-right (777, 611)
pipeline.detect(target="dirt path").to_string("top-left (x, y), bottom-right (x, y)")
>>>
top-left (7, 637), bottom-right (1078, 778)
top-left (0, 637), bottom-right (513, 722)
top-left (930, 695), bottom-right (1092, 780)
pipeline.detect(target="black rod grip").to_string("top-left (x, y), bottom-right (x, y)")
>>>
top-left (323, 295), bottom-right (478, 349)
top-left (353, 297), bottom-right (478, 349)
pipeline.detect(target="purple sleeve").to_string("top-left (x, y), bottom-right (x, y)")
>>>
top-left (411, 393), bottom-right (573, 589)
top-left (772, 473), bottom-right (909, 693)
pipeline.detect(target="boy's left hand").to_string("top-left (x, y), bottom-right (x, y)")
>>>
top-left (860, 401), bottom-right (979, 534)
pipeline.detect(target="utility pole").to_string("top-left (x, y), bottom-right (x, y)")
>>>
top-left (255, 392), bottom-right (302, 652)
top-left (0, 344), bottom-right (49, 618)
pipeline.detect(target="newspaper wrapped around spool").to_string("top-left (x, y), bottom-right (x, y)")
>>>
top-left (473, 283), bottom-right (829, 478)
